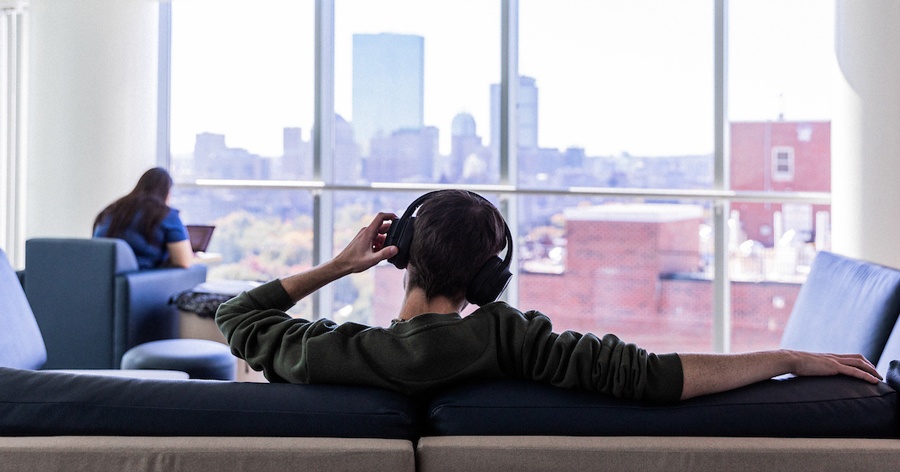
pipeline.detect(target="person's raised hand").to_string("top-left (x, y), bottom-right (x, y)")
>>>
top-left (332, 212), bottom-right (399, 275)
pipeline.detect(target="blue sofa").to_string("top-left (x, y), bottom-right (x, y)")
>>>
top-left (1, 250), bottom-right (900, 471)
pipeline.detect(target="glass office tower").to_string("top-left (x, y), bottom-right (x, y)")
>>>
top-left (351, 33), bottom-right (425, 155)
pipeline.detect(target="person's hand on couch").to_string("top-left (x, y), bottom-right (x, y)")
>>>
top-left (679, 350), bottom-right (882, 400)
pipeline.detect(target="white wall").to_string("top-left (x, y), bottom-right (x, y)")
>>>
top-left (26, 0), bottom-right (159, 239)
top-left (832, 1), bottom-right (900, 269)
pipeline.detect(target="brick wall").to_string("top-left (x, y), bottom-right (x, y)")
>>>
top-left (730, 121), bottom-right (831, 246)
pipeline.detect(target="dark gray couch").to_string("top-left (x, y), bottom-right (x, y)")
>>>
top-left (0, 364), bottom-right (897, 472)
top-left (2, 249), bottom-right (900, 471)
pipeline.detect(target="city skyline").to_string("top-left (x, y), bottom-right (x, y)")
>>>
top-left (170, 0), bottom-right (836, 159)
top-left (351, 33), bottom-right (425, 155)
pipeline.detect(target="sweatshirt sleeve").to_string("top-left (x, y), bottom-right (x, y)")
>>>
top-left (215, 279), bottom-right (334, 384)
top-left (492, 305), bottom-right (684, 403)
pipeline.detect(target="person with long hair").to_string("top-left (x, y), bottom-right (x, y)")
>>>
top-left (92, 167), bottom-right (193, 269)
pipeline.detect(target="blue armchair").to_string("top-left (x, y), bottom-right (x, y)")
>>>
top-left (19, 238), bottom-right (207, 369)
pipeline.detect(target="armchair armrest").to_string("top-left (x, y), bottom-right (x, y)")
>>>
top-left (113, 265), bottom-right (206, 367)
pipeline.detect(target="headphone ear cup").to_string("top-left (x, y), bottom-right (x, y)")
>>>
top-left (387, 216), bottom-right (415, 269)
top-left (466, 255), bottom-right (512, 306)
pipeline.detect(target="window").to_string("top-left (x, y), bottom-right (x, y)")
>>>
top-left (165, 1), bottom-right (834, 353)
top-left (519, 0), bottom-right (714, 191)
top-left (728, 0), bottom-right (833, 352)
top-left (169, 0), bottom-right (315, 182)
top-left (772, 146), bottom-right (795, 181)
top-left (334, 0), bottom-right (500, 185)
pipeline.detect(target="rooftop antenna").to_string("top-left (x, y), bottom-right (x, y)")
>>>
top-left (777, 92), bottom-right (785, 121)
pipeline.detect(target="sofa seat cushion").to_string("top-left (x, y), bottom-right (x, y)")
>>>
top-left (0, 367), bottom-right (418, 439)
top-left (426, 375), bottom-right (899, 438)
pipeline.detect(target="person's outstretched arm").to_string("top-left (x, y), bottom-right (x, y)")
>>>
top-left (279, 212), bottom-right (397, 303)
top-left (679, 350), bottom-right (882, 400)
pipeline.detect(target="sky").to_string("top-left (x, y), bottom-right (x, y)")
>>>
top-left (170, 0), bottom-right (837, 159)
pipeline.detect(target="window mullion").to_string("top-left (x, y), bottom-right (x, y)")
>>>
top-left (313, 0), bottom-right (335, 320)
top-left (500, 0), bottom-right (519, 308)
top-left (713, 0), bottom-right (731, 353)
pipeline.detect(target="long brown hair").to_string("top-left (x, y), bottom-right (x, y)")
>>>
top-left (93, 167), bottom-right (174, 244)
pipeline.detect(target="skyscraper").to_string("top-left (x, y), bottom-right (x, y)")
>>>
top-left (490, 75), bottom-right (539, 153)
top-left (352, 33), bottom-right (425, 154)
top-left (281, 127), bottom-right (308, 180)
top-left (448, 112), bottom-right (490, 183)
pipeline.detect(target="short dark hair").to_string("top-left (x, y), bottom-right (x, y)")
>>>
top-left (407, 190), bottom-right (507, 303)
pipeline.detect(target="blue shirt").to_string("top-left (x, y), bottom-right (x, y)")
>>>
top-left (93, 208), bottom-right (189, 270)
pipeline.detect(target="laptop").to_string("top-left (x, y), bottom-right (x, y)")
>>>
top-left (186, 225), bottom-right (215, 253)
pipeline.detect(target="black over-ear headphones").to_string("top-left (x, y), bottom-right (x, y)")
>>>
top-left (384, 190), bottom-right (514, 306)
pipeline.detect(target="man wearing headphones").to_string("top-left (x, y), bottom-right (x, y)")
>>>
top-left (216, 190), bottom-right (881, 403)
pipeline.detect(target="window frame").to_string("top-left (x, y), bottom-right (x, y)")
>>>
top-left (772, 146), bottom-right (795, 182)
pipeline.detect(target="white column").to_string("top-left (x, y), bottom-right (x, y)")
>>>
top-left (832, 1), bottom-right (900, 269)
top-left (26, 0), bottom-right (159, 239)
top-left (1, 8), bottom-right (27, 267)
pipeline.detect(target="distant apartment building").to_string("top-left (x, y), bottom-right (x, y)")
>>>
top-left (366, 126), bottom-right (439, 183)
top-left (193, 132), bottom-right (269, 180)
top-left (447, 112), bottom-right (491, 184)
top-left (730, 121), bottom-right (831, 247)
top-left (490, 76), bottom-right (539, 152)
top-left (281, 127), bottom-right (310, 180)
top-left (518, 204), bottom-right (705, 331)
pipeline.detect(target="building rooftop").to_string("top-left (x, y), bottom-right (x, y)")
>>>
top-left (564, 203), bottom-right (704, 223)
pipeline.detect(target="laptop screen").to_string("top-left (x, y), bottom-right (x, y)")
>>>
top-left (186, 225), bottom-right (215, 253)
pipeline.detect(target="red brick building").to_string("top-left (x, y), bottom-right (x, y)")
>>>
top-left (730, 121), bottom-right (831, 246)
top-left (517, 203), bottom-right (801, 353)
top-left (521, 204), bottom-right (702, 326)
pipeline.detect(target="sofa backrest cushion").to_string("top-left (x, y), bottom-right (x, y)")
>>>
top-left (0, 250), bottom-right (47, 370)
top-left (780, 251), bottom-right (900, 363)
top-left (425, 376), bottom-right (898, 438)
top-left (0, 368), bottom-right (419, 439)
top-left (24, 238), bottom-right (139, 369)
